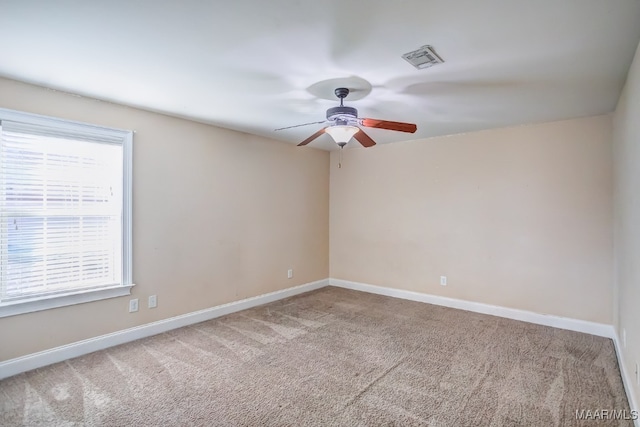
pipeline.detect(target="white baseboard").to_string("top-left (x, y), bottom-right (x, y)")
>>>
top-left (0, 278), bottom-right (329, 380)
top-left (329, 278), bottom-right (615, 338)
top-left (612, 331), bottom-right (640, 427)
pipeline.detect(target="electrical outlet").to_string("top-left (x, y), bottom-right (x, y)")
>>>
top-left (440, 276), bottom-right (447, 286)
top-left (148, 295), bottom-right (157, 309)
top-left (129, 298), bottom-right (139, 313)
top-left (287, 269), bottom-right (293, 279)
top-left (623, 328), bottom-right (626, 348)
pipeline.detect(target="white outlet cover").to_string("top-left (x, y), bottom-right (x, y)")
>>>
top-left (440, 276), bottom-right (447, 286)
top-left (129, 298), bottom-right (139, 313)
top-left (148, 295), bottom-right (157, 309)
top-left (287, 269), bottom-right (293, 279)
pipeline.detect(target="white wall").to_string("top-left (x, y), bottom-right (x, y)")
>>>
top-left (613, 39), bottom-right (640, 410)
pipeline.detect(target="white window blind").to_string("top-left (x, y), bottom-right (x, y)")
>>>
top-left (0, 109), bottom-right (133, 313)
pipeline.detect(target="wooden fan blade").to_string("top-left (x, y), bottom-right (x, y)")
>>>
top-left (298, 127), bottom-right (327, 146)
top-left (361, 118), bottom-right (417, 133)
top-left (353, 128), bottom-right (376, 148)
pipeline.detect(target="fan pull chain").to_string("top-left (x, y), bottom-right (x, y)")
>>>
top-left (338, 146), bottom-right (343, 168)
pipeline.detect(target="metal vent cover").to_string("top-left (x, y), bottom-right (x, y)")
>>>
top-left (402, 45), bottom-right (444, 69)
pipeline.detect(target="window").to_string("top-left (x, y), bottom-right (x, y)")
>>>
top-left (0, 108), bottom-right (133, 317)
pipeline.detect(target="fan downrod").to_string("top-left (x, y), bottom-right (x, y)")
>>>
top-left (327, 87), bottom-right (357, 120)
top-left (334, 87), bottom-right (350, 101)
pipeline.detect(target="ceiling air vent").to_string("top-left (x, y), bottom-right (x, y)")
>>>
top-left (402, 45), bottom-right (444, 69)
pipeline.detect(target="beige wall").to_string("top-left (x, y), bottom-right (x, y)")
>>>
top-left (330, 116), bottom-right (613, 323)
top-left (613, 39), bottom-right (640, 409)
top-left (0, 78), bottom-right (330, 361)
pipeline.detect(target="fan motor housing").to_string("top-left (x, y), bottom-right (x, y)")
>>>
top-left (326, 106), bottom-right (358, 121)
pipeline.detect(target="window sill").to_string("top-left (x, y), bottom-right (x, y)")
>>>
top-left (0, 284), bottom-right (135, 318)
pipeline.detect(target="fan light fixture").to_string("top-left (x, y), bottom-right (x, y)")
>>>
top-left (325, 125), bottom-right (359, 145)
top-left (277, 87), bottom-right (417, 148)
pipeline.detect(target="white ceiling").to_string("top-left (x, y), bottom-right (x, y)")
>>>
top-left (1, 0), bottom-right (639, 151)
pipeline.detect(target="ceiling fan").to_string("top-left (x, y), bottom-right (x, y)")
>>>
top-left (275, 88), bottom-right (417, 148)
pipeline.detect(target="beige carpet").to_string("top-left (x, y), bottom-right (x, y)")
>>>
top-left (0, 287), bottom-right (632, 426)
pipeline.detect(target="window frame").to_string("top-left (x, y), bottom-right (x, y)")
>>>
top-left (0, 108), bottom-right (134, 318)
